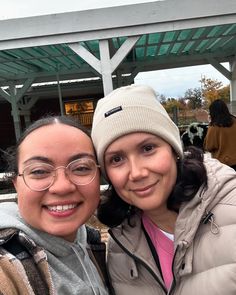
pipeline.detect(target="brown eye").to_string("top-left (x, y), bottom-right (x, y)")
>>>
top-left (25, 164), bottom-right (52, 179)
top-left (106, 154), bottom-right (124, 167)
top-left (143, 144), bottom-right (154, 152)
top-left (111, 155), bottom-right (122, 163)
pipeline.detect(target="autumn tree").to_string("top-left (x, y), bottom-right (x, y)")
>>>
top-left (200, 75), bottom-right (223, 106)
top-left (156, 93), bottom-right (167, 104)
top-left (217, 85), bottom-right (230, 103)
top-left (162, 97), bottom-right (181, 113)
top-left (159, 94), bottom-right (167, 104)
top-left (178, 97), bottom-right (188, 110)
top-left (184, 87), bottom-right (202, 109)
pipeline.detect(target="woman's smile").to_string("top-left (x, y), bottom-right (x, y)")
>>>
top-left (130, 181), bottom-right (158, 197)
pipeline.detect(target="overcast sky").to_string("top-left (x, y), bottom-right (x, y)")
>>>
top-left (0, 0), bottom-right (158, 19)
top-left (135, 63), bottom-right (230, 98)
top-left (0, 0), bottom-right (230, 98)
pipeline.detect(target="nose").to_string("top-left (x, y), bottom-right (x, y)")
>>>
top-left (48, 168), bottom-right (76, 195)
top-left (128, 158), bottom-right (148, 181)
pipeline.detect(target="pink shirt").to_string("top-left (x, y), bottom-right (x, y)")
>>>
top-left (142, 214), bottom-right (174, 290)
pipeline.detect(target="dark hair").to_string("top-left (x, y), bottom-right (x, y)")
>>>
top-left (4, 115), bottom-right (90, 179)
top-left (209, 99), bottom-right (234, 127)
top-left (97, 146), bottom-right (207, 227)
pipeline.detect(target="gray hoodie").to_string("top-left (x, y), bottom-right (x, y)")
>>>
top-left (0, 202), bottom-right (108, 295)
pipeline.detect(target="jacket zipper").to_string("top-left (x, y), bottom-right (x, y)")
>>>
top-left (109, 230), bottom-right (167, 294)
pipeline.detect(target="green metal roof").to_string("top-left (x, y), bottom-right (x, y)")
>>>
top-left (0, 23), bottom-right (235, 87)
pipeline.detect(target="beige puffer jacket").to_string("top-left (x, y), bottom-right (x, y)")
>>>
top-left (107, 157), bottom-right (236, 295)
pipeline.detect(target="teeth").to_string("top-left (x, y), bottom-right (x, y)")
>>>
top-left (47, 204), bottom-right (77, 212)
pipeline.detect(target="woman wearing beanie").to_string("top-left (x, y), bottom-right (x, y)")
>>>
top-left (91, 84), bottom-right (236, 295)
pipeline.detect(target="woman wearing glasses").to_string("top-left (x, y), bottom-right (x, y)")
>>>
top-left (0, 116), bottom-right (109, 295)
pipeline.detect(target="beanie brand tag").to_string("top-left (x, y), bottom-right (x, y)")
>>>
top-left (104, 106), bottom-right (122, 117)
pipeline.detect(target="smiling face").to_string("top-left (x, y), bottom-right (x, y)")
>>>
top-left (104, 132), bottom-right (177, 217)
top-left (13, 123), bottom-right (100, 242)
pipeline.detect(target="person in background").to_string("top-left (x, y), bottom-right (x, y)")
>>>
top-left (0, 116), bottom-right (109, 295)
top-left (91, 84), bottom-right (236, 295)
top-left (204, 99), bottom-right (236, 171)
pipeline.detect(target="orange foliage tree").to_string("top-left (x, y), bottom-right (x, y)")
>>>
top-left (200, 75), bottom-right (230, 106)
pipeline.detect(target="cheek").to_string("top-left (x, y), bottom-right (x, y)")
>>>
top-left (151, 153), bottom-right (177, 184)
top-left (17, 192), bottom-right (42, 228)
top-left (13, 180), bottom-right (28, 211)
top-left (107, 168), bottom-right (126, 189)
top-left (17, 197), bottom-right (30, 220)
top-left (13, 177), bottom-right (41, 216)
top-left (157, 159), bottom-right (175, 175)
top-left (83, 176), bottom-right (101, 202)
top-left (154, 150), bottom-right (177, 171)
top-left (160, 159), bottom-right (177, 187)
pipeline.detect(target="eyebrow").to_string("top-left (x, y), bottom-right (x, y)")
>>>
top-left (22, 153), bottom-right (96, 165)
top-left (23, 156), bottom-right (52, 166)
top-left (69, 153), bottom-right (96, 162)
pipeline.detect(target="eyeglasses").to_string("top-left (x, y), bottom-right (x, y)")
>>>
top-left (18, 158), bottom-right (100, 192)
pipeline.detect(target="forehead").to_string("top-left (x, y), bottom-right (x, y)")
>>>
top-left (106, 132), bottom-right (165, 152)
top-left (18, 124), bottom-right (94, 160)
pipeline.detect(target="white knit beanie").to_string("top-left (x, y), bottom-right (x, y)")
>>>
top-left (91, 84), bottom-right (183, 177)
